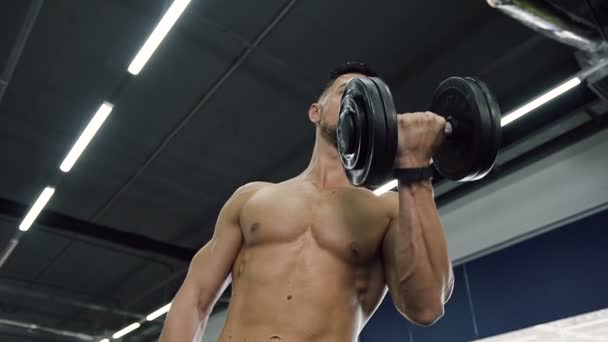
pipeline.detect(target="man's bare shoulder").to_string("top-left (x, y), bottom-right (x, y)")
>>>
top-left (235, 181), bottom-right (274, 194)
top-left (378, 190), bottom-right (399, 219)
top-left (231, 181), bottom-right (274, 202)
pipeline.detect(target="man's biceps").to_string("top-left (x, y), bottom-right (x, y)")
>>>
top-left (380, 223), bottom-right (398, 261)
top-left (213, 222), bottom-right (243, 250)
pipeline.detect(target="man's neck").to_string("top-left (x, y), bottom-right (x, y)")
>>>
top-left (299, 131), bottom-right (353, 189)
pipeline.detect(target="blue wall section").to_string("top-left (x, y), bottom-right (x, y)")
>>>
top-left (410, 266), bottom-right (477, 342)
top-left (467, 209), bottom-right (608, 337)
top-left (360, 293), bottom-right (412, 342)
top-left (360, 209), bottom-right (608, 341)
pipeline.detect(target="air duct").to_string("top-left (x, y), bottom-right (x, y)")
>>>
top-left (487, 0), bottom-right (604, 53)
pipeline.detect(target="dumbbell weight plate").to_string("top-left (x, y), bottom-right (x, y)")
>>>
top-left (337, 77), bottom-right (397, 187)
top-left (429, 77), bottom-right (501, 181)
top-left (465, 77), bottom-right (501, 180)
top-left (367, 77), bottom-right (398, 187)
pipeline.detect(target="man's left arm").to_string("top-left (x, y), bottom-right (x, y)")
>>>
top-left (381, 182), bottom-right (454, 326)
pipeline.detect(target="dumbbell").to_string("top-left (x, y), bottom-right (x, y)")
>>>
top-left (336, 76), bottom-right (501, 187)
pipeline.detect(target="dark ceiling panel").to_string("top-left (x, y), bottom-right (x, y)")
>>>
top-left (189, 0), bottom-right (286, 42)
top-left (46, 263), bottom-right (175, 334)
top-left (0, 0), bottom-right (169, 206)
top-left (0, 0), bottom-right (30, 69)
top-left (37, 239), bottom-right (173, 301)
top-left (0, 326), bottom-right (74, 342)
top-left (0, 274), bottom-right (145, 336)
top-left (0, 271), bottom-right (104, 305)
top-left (390, 18), bottom-right (578, 112)
top-left (259, 0), bottom-right (493, 79)
top-left (93, 53), bottom-right (316, 244)
top-left (109, 262), bottom-right (183, 311)
top-left (0, 289), bottom-right (78, 327)
top-left (0, 225), bottom-right (71, 280)
top-left (0, 217), bottom-right (17, 246)
top-left (47, 16), bottom-right (245, 224)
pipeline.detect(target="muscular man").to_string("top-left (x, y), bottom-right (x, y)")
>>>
top-left (159, 63), bottom-right (454, 342)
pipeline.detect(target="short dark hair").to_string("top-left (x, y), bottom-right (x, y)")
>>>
top-left (329, 62), bottom-right (378, 80)
top-left (319, 62), bottom-right (378, 100)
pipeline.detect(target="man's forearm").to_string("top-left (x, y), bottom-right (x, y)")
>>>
top-left (397, 179), bottom-right (453, 300)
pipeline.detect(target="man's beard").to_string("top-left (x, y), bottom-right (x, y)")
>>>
top-left (319, 118), bottom-right (338, 149)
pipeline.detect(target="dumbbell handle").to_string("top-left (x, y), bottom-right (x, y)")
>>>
top-left (443, 117), bottom-right (457, 138)
top-left (442, 117), bottom-right (467, 140)
top-left (444, 120), bottom-right (454, 136)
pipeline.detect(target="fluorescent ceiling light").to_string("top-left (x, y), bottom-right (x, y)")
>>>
top-left (112, 322), bottom-right (140, 339)
top-left (19, 187), bottom-right (55, 231)
top-left (60, 102), bottom-right (113, 173)
top-left (501, 77), bottom-right (581, 127)
top-left (373, 179), bottom-right (398, 196)
top-left (98, 339), bottom-right (109, 342)
top-left (146, 303), bottom-right (172, 321)
top-left (373, 76), bottom-right (582, 196)
top-left (128, 0), bottom-right (192, 75)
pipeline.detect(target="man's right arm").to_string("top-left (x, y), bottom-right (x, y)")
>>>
top-left (158, 182), bottom-right (267, 342)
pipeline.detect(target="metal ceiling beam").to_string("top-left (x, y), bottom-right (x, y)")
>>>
top-left (0, 0), bottom-right (44, 106)
top-left (0, 197), bottom-right (195, 262)
top-left (0, 283), bottom-right (147, 321)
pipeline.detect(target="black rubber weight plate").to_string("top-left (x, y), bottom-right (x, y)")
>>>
top-left (338, 78), bottom-right (383, 186)
top-left (338, 85), bottom-right (366, 172)
top-left (358, 77), bottom-right (390, 187)
top-left (338, 80), bottom-right (367, 185)
top-left (367, 77), bottom-right (398, 187)
top-left (465, 77), bottom-right (501, 179)
top-left (430, 77), bottom-right (495, 181)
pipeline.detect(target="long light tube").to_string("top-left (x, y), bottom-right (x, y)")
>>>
top-left (146, 303), bottom-right (171, 321)
top-left (60, 102), bottom-right (113, 173)
top-left (19, 187), bottom-right (55, 231)
top-left (501, 77), bottom-right (581, 127)
top-left (111, 322), bottom-right (141, 339)
top-left (127, 0), bottom-right (192, 75)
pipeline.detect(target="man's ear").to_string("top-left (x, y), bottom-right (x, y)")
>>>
top-left (308, 103), bottom-right (322, 124)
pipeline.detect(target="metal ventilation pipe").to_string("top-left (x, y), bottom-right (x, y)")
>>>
top-left (487, 0), bottom-right (603, 53)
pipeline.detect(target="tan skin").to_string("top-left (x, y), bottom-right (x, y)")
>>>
top-left (159, 73), bottom-right (454, 342)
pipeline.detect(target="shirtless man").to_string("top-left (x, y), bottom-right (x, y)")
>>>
top-left (159, 63), bottom-right (454, 342)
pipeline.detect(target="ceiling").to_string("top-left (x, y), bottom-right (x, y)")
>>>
top-left (0, 0), bottom-right (606, 341)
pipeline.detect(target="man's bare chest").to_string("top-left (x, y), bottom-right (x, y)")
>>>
top-left (239, 183), bottom-right (390, 263)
